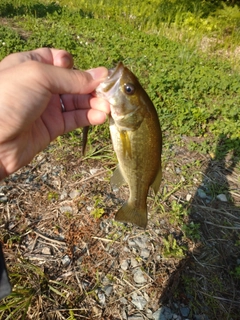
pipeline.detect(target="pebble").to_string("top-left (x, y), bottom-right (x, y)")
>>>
top-left (216, 193), bottom-right (227, 202)
top-left (134, 237), bottom-right (148, 248)
top-left (131, 292), bottom-right (147, 310)
top-left (61, 255), bottom-right (71, 267)
top-left (97, 291), bottom-right (106, 305)
top-left (122, 309), bottom-right (128, 320)
top-left (120, 297), bottom-right (128, 305)
top-left (146, 309), bottom-right (153, 319)
top-left (180, 306), bottom-right (190, 317)
top-left (133, 268), bottom-right (147, 284)
top-left (140, 248), bottom-right (150, 259)
top-left (153, 306), bottom-right (173, 320)
top-left (121, 259), bottom-right (129, 270)
top-left (128, 239), bottom-right (136, 247)
top-left (103, 285), bottom-right (113, 296)
top-left (175, 167), bottom-right (181, 174)
top-left (131, 257), bottom-right (139, 268)
top-left (0, 194), bottom-right (8, 203)
top-left (90, 168), bottom-right (100, 175)
top-left (197, 189), bottom-right (207, 199)
top-left (42, 247), bottom-right (51, 255)
top-left (60, 190), bottom-right (68, 200)
top-left (69, 189), bottom-right (81, 199)
top-left (60, 206), bottom-right (73, 214)
top-left (186, 194), bottom-right (192, 201)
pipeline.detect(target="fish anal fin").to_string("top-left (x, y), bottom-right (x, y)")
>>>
top-left (151, 164), bottom-right (162, 195)
top-left (110, 165), bottom-right (126, 192)
top-left (115, 201), bottom-right (147, 229)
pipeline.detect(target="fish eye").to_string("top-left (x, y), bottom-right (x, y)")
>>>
top-left (124, 83), bottom-right (135, 95)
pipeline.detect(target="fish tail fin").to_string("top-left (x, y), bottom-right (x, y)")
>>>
top-left (115, 201), bottom-right (147, 229)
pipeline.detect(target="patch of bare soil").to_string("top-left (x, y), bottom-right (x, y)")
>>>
top-left (0, 136), bottom-right (240, 319)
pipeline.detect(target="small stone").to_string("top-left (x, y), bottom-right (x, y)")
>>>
top-left (133, 268), bottom-right (147, 284)
top-left (0, 194), bottom-right (8, 203)
top-left (103, 285), bottom-right (113, 296)
top-left (131, 257), bottom-right (139, 268)
top-left (97, 291), bottom-right (105, 305)
top-left (153, 307), bottom-right (173, 320)
top-left (122, 309), bottom-right (128, 320)
top-left (42, 247), bottom-right (51, 255)
top-left (69, 189), bottom-right (80, 199)
top-left (197, 189), bottom-right (207, 199)
top-left (60, 206), bottom-right (73, 214)
top-left (119, 297), bottom-right (128, 305)
top-left (140, 248), bottom-right (150, 259)
top-left (134, 237), bottom-right (148, 248)
top-left (175, 167), bottom-right (181, 174)
top-left (41, 174), bottom-right (48, 182)
top-left (152, 308), bottom-right (164, 320)
top-left (60, 190), bottom-right (68, 200)
top-left (90, 168), bottom-right (100, 175)
top-left (120, 259), bottom-right (129, 270)
top-left (186, 194), bottom-right (192, 201)
top-left (128, 239), bottom-right (136, 247)
top-left (146, 309), bottom-right (153, 319)
top-left (216, 193), bottom-right (227, 202)
top-left (131, 292), bottom-right (147, 310)
top-left (180, 306), bottom-right (190, 317)
top-left (163, 307), bottom-right (174, 320)
top-left (61, 255), bottom-right (71, 267)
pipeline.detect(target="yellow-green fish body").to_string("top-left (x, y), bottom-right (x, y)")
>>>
top-left (96, 62), bottom-right (162, 228)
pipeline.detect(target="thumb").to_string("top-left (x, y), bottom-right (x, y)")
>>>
top-left (19, 60), bottom-right (109, 95)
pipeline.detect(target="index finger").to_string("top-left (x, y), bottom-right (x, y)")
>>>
top-left (0, 48), bottom-right (73, 71)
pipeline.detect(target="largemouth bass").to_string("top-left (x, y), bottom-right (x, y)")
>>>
top-left (92, 62), bottom-right (162, 228)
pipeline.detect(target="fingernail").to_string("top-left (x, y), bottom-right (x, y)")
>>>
top-left (62, 55), bottom-right (72, 68)
top-left (86, 67), bottom-right (108, 81)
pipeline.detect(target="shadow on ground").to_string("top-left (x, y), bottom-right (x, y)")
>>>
top-left (159, 134), bottom-right (240, 319)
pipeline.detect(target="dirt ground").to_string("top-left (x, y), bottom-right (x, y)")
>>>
top-left (1, 131), bottom-right (240, 319)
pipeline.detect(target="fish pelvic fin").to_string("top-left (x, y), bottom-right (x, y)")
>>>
top-left (82, 126), bottom-right (89, 156)
top-left (110, 165), bottom-right (126, 192)
top-left (115, 201), bottom-right (147, 229)
top-left (151, 164), bottom-right (162, 195)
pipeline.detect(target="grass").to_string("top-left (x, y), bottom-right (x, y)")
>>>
top-left (0, 0), bottom-right (240, 319)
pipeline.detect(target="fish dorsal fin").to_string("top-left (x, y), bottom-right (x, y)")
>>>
top-left (151, 164), bottom-right (162, 195)
top-left (120, 130), bottom-right (132, 158)
top-left (110, 165), bottom-right (126, 192)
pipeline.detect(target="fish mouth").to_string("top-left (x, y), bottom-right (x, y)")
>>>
top-left (95, 62), bottom-right (124, 98)
top-left (107, 62), bottom-right (124, 81)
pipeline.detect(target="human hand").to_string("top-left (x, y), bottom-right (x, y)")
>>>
top-left (0, 48), bottom-right (110, 180)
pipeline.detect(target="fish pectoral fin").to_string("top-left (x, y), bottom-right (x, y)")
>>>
top-left (151, 164), bottom-right (162, 195)
top-left (115, 202), bottom-right (147, 229)
top-left (110, 165), bottom-right (126, 192)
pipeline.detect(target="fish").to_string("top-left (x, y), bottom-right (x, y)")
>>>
top-left (92, 62), bottom-right (162, 228)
